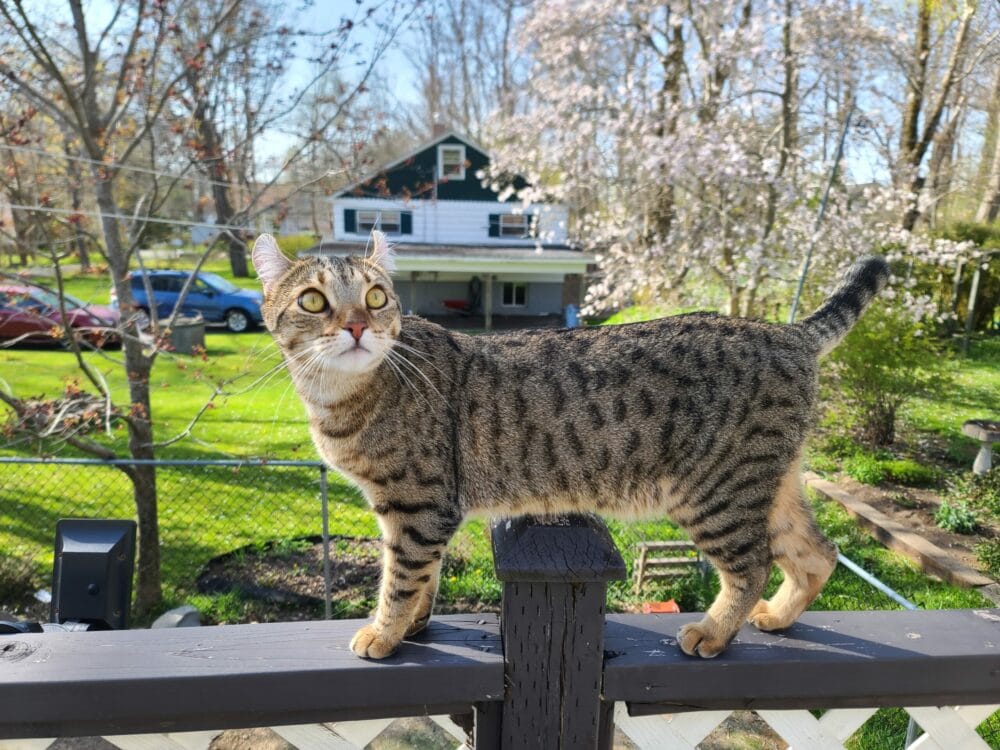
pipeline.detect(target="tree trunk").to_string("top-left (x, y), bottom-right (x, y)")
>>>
top-left (899, 1), bottom-right (931, 171)
top-left (927, 100), bottom-right (960, 227)
top-left (898, 0), bottom-right (975, 230)
top-left (212, 180), bottom-right (249, 278)
top-left (976, 113), bottom-right (1000, 224)
top-left (64, 142), bottom-right (90, 270)
top-left (93, 175), bottom-right (162, 615)
top-left (862, 403), bottom-right (896, 447)
top-left (649, 16), bottom-right (684, 247)
top-left (192, 96), bottom-right (249, 277)
top-left (764, 0), bottom-right (798, 240)
top-left (9, 204), bottom-right (35, 266)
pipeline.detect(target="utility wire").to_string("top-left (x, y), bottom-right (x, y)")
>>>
top-left (0, 142), bottom-right (349, 196)
top-left (2, 202), bottom-right (259, 233)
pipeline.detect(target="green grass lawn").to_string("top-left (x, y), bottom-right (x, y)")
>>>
top-left (2, 276), bottom-right (996, 610)
top-left (2, 279), bottom-right (998, 747)
top-left (902, 337), bottom-right (1000, 461)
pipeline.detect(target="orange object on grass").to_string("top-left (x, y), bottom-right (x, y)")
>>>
top-left (642, 600), bottom-right (681, 614)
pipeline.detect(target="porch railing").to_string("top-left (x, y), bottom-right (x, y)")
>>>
top-left (1, 515), bottom-right (998, 749)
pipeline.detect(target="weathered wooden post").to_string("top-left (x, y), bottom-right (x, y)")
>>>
top-left (490, 514), bottom-right (626, 749)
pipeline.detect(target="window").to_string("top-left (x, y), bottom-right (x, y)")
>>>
top-left (200, 273), bottom-right (238, 294)
top-left (146, 276), bottom-right (184, 293)
top-left (502, 282), bottom-right (527, 307)
top-left (191, 278), bottom-right (215, 295)
top-left (500, 214), bottom-right (529, 237)
top-left (488, 213), bottom-right (536, 238)
top-left (437, 144), bottom-right (466, 180)
top-left (346, 209), bottom-right (412, 235)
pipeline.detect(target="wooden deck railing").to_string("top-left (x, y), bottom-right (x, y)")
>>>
top-left (1, 515), bottom-right (998, 749)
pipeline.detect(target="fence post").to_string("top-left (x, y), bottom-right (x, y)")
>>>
top-left (490, 514), bottom-right (626, 749)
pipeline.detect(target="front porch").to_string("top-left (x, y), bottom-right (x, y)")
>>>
top-left (308, 241), bottom-right (592, 330)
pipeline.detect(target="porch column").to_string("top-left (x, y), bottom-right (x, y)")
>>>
top-left (484, 274), bottom-right (493, 331)
top-left (409, 271), bottom-right (418, 315)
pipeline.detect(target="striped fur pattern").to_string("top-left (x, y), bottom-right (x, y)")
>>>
top-left (253, 233), bottom-right (889, 659)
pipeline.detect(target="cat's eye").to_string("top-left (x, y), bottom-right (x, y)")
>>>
top-left (298, 290), bottom-right (328, 313)
top-left (365, 286), bottom-right (388, 309)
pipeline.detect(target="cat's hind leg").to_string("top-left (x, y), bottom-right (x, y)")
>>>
top-left (678, 558), bottom-right (769, 658)
top-left (748, 464), bottom-right (837, 632)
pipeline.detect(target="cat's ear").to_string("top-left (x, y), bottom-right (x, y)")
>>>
top-left (368, 229), bottom-right (396, 273)
top-left (252, 233), bottom-right (291, 295)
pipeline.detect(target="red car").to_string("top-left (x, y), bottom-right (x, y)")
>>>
top-left (0, 285), bottom-right (119, 347)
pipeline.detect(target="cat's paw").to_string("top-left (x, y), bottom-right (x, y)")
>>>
top-left (677, 621), bottom-right (727, 658)
top-left (405, 612), bottom-right (431, 637)
top-left (747, 600), bottom-right (788, 631)
top-left (350, 625), bottom-right (399, 659)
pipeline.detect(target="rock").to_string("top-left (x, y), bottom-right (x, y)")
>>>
top-left (151, 605), bottom-right (202, 628)
top-left (209, 728), bottom-right (295, 750)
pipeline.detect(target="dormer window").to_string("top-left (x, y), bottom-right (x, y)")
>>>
top-left (438, 144), bottom-right (466, 180)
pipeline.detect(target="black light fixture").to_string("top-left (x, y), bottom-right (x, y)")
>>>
top-left (50, 519), bottom-right (136, 630)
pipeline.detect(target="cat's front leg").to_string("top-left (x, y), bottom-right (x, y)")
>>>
top-left (350, 505), bottom-right (457, 659)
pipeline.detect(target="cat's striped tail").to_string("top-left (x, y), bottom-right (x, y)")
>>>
top-left (799, 256), bottom-right (891, 356)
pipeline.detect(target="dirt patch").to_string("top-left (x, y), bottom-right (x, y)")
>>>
top-left (833, 477), bottom-right (998, 579)
top-left (197, 536), bottom-right (381, 621)
top-left (197, 536), bottom-right (497, 622)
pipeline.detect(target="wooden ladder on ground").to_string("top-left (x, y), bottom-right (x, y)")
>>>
top-left (633, 539), bottom-right (704, 594)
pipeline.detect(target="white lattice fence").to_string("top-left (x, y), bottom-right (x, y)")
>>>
top-left (0, 716), bottom-right (469, 750)
top-left (613, 704), bottom-right (1000, 750)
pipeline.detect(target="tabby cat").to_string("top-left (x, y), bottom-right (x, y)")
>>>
top-left (252, 231), bottom-right (888, 660)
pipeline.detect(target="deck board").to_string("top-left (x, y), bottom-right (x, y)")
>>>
top-left (0, 614), bottom-right (502, 739)
top-left (603, 609), bottom-right (1000, 713)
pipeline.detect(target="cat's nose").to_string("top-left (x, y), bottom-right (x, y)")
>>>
top-left (344, 321), bottom-right (367, 342)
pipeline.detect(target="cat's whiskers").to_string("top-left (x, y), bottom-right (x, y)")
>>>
top-left (274, 347), bottom-right (329, 421)
top-left (288, 345), bottom-right (332, 395)
top-left (380, 350), bottom-right (434, 407)
top-left (383, 347), bottom-right (444, 402)
top-left (380, 349), bottom-right (419, 394)
top-left (223, 346), bottom-right (312, 397)
top-left (390, 340), bottom-right (450, 381)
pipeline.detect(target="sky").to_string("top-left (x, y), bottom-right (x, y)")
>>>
top-left (53, 0), bottom-right (896, 185)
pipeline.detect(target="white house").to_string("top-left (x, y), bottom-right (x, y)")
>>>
top-left (311, 131), bottom-right (591, 328)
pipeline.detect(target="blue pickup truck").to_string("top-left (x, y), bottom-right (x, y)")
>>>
top-left (113, 270), bottom-right (264, 332)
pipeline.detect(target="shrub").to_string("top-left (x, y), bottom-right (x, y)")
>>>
top-left (0, 554), bottom-right (38, 607)
top-left (934, 501), bottom-right (978, 534)
top-left (805, 453), bottom-right (839, 474)
top-left (932, 222), bottom-right (1000, 333)
top-left (274, 233), bottom-right (321, 257)
top-left (826, 303), bottom-right (950, 446)
top-left (937, 221), bottom-right (1000, 250)
top-left (976, 540), bottom-right (1000, 579)
top-left (843, 453), bottom-right (887, 485)
top-left (950, 471), bottom-right (1000, 520)
top-left (881, 459), bottom-right (940, 487)
top-left (821, 433), bottom-right (863, 458)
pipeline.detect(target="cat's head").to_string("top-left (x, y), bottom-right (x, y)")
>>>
top-left (251, 231), bottom-right (401, 375)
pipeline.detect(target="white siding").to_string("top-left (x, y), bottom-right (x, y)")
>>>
top-left (332, 198), bottom-right (569, 246)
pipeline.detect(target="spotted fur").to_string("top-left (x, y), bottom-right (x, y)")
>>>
top-left (253, 232), bottom-right (888, 659)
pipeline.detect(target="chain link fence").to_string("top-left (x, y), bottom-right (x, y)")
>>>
top-left (0, 456), bottom-right (948, 626)
top-left (0, 457), bottom-right (692, 621)
top-left (0, 458), bottom-right (381, 621)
